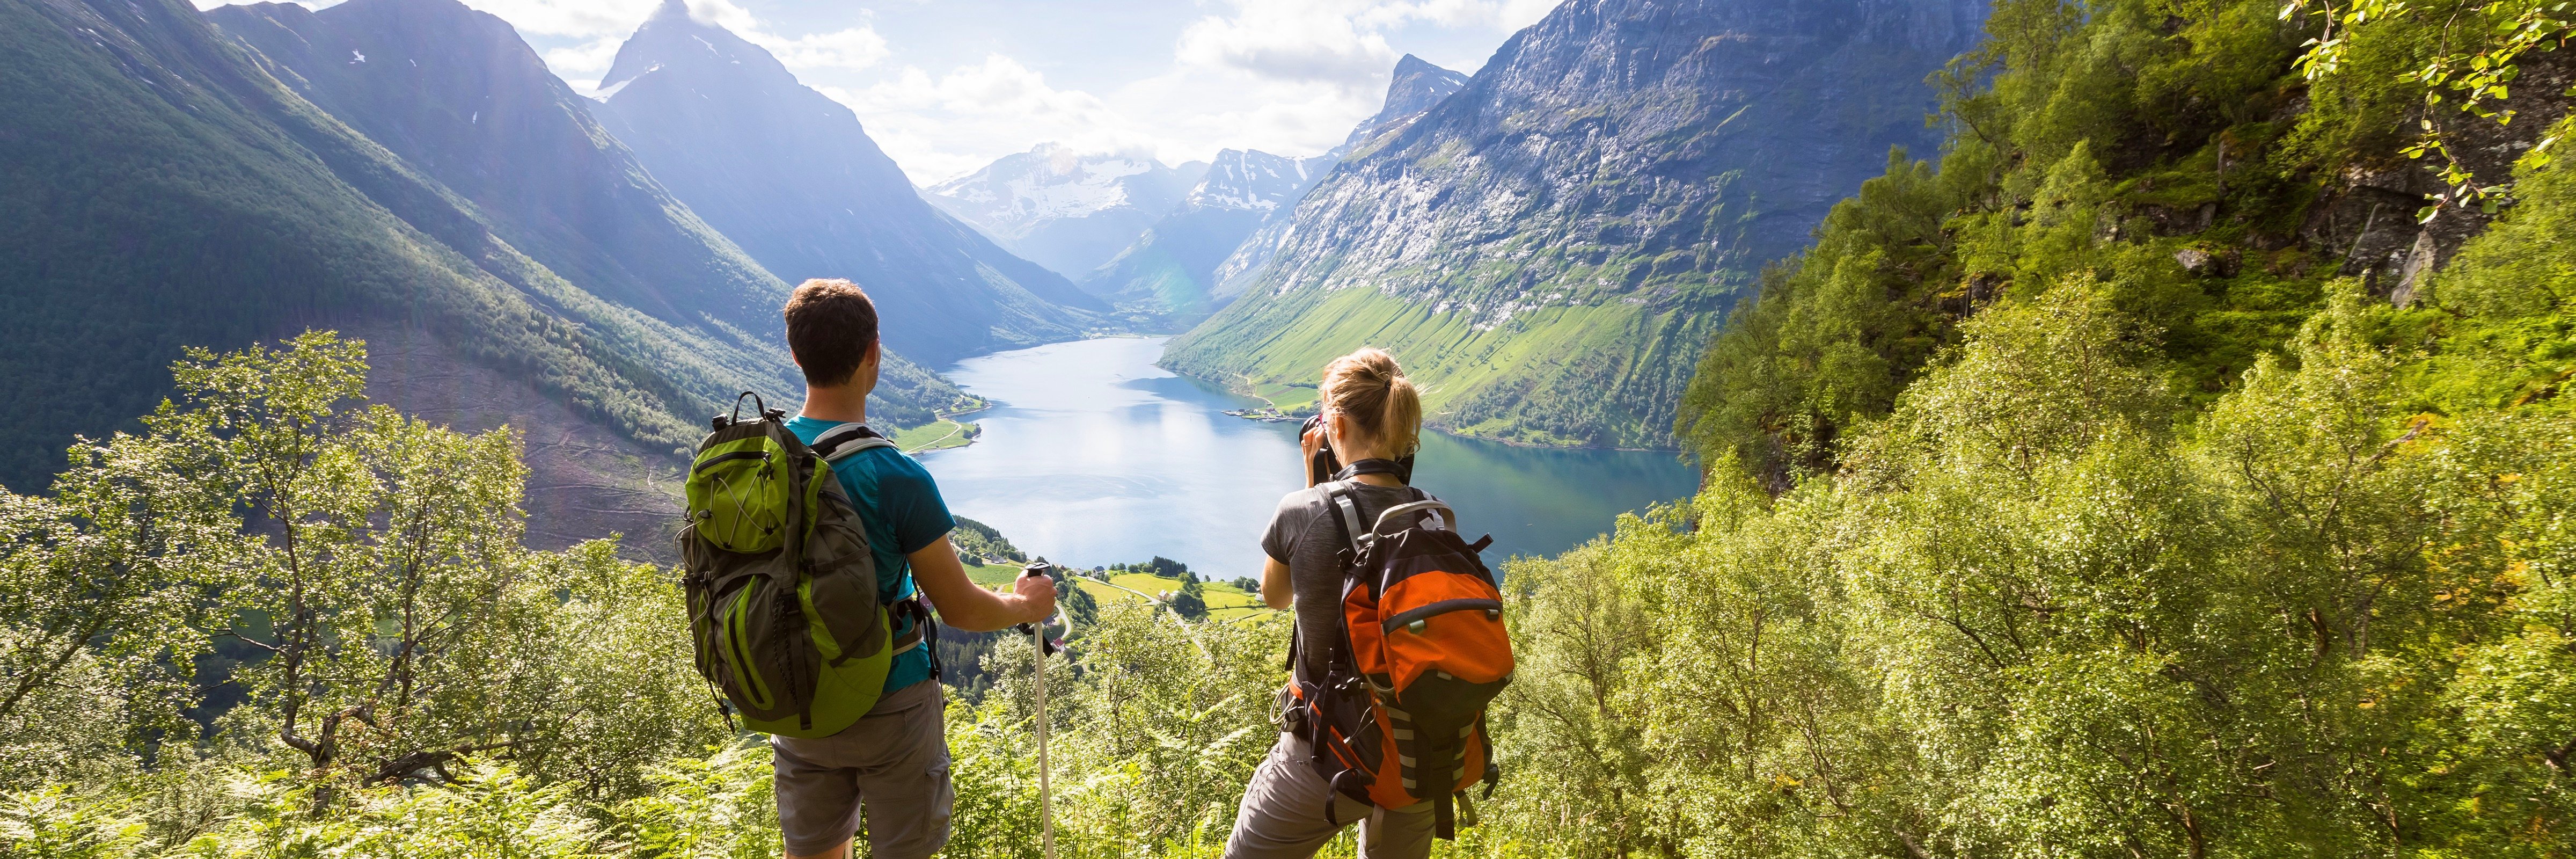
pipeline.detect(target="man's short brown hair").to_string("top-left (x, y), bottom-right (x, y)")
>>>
top-left (783, 278), bottom-right (880, 387)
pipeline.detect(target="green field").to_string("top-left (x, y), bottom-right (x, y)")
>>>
top-left (894, 418), bottom-right (978, 453)
top-left (964, 562), bottom-right (1024, 587)
top-left (1164, 279), bottom-right (1729, 449)
top-left (962, 566), bottom-right (1275, 623)
top-left (1080, 573), bottom-right (1276, 623)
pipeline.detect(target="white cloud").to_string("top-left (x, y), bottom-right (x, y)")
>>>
top-left (826, 55), bottom-right (1160, 183)
top-left (753, 27), bottom-right (889, 71)
top-left (1175, 0), bottom-right (1552, 86)
top-left (1176, 2), bottom-right (1394, 87)
top-left (189, 0), bottom-right (1541, 186)
top-left (543, 36), bottom-right (624, 86)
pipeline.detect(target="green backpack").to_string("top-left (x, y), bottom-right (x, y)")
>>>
top-left (678, 393), bottom-right (925, 738)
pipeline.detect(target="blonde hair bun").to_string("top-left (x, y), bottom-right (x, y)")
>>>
top-left (1319, 347), bottom-right (1422, 456)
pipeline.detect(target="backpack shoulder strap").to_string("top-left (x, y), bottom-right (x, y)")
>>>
top-left (812, 423), bottom-right (897, 464)
top-left (1324, 483), bottom-right (1372, 558)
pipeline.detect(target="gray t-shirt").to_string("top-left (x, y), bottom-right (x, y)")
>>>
top-left (1261, 481), bottom-right (1427, 685)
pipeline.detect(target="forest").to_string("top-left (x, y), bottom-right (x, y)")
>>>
top-left (7, 0), bottom-right (2575, 856)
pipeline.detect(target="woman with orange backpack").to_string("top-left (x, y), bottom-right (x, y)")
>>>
top-left (1221, 348), bottom-right (1514, 859)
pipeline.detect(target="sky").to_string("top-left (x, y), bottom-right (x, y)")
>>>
top-left (197, 0), bottom-right (1557, 184)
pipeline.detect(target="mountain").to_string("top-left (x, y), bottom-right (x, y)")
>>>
top-left (587, 0), bottom-right (1102, 367)
top-left (1203, 54), bottom-right (1472, 314)
top-left (924, 143), bottom-right (1204, 279)
top-left (1084, 55), bottom-right (1472, 330)
top-left (1162, 0), bottom-right (1990, 449)
top-left (0, 0), bottom-right (965, 550)
top-left (1340, 54), bottom-right (1471, 153)
top-left (208, 0), bottom-right (780, 334)
top-left (1079, 148), bottom-right (1336, 326)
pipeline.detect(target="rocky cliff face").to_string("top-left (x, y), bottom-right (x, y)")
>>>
top-left (1082, 148), bottom-right (1337, 326)
top-left (1340, 53), bottom-right (1470, 152)
top-left (1165, 0), bottom-right (1990, 448)
top-left (589, 0), bottom-right (1101, 366)
top-left (925, 143), bottom-right (1205, 279)
top-left (1207, 54), bottom-right (1468, 305)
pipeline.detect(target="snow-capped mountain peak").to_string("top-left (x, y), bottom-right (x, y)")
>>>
top-left (923, 143), bottom-right (1201, 277)
top-left (1183, 149), bottom-right (1337, 213)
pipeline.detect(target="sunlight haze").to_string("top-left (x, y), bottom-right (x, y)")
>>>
top-left (199, 0), bottom-right (1552, 183)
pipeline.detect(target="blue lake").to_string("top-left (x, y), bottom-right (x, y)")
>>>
top-left (918, 337), bottom-right (1700, 577)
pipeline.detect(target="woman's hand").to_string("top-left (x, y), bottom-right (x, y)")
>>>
top-left (1300, 418), bottom-right (1326, 487)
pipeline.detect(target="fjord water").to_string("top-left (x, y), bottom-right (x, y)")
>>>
top-left (919, 337), bottom-right (1700, 576)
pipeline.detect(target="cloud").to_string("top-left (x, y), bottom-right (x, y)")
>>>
top-left (543, 36), bottom-right (625, 85)
top-left (1176, 2), bottom-right (1394, 88)
top-left (1175, 0), bottom-right (1553, 87)
top-left (826, 54), bottom-right (1160, 183)
top-left (753, 27), bottom-right (889, 71)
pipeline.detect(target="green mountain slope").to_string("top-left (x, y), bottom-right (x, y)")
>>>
top-left (208, 0), bottom-right (780, 329)
top-left (0, 0), bottom-right (965, 540)
top-left (1679, 0), bottom-right (2575, 486)
top-left (1163, 0), bottom-right (1991, 449)
top-left (1480, 1), bottom-right (2576, 853)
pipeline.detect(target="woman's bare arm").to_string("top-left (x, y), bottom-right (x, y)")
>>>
top-left (1260, 556), bottom-right (1293, 610)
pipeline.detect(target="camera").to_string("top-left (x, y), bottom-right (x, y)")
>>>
top-left (1301, 413), bottom-right (1415, 485)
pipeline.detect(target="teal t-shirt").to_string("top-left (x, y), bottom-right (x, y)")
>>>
top-left (786, 417), bottom-right (952, 696)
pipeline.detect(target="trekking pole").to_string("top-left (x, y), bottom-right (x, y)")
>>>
top-left (1016, 562), bottom-right (1072, 859)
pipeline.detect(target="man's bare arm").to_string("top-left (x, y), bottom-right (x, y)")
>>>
top-left (910, 535), bottom-right (1055, 632)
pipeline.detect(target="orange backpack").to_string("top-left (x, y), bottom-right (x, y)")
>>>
top-left (1285, 477), bottom-right (1514, 839)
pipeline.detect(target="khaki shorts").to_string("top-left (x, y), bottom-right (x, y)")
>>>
top-left (770, 681), bottom-right (953, 858)
top-left (1222, 732), bottom-right (1432, 859)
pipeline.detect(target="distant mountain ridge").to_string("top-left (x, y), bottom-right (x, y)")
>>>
top-left (1080, 148), bottom-right (1337, 325)
top-left (589, 0), bottom-right (1103, 366)
top-left (925, 143), bottom-right (1206, 279)
top-left (1164, 0), bottom-right (1990, 449)
top-left (0, 0), bottom-right (971, 551)
top-left (209, 0), bottom-right (774, 329)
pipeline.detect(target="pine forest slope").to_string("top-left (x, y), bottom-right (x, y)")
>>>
top-left (589, 0), bottom-right (1101, 366)
top-left (1680, 0), bottom-right (2576, 486)
top-left (0, 0), bottom-right (964, 545)
top-left (1489, 0), bottom-right (2576, 853)
top-left (1163, 0), bottom-right (1992, 449)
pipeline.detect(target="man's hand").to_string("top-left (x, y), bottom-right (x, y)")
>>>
top-left (912, 536), bottom-right (1054, 633)
top-left (1012, 569), bottom-right (1059, 625)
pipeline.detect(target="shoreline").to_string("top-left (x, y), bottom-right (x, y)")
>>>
top-left (1196, 375), bottom-right (1684, 455)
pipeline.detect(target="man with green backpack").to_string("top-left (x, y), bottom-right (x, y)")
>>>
top-left (680, 278), bottom-right (1055, 859)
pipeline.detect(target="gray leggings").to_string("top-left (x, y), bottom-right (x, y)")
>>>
top-left (1222, 733), bottom-right (1433, 859)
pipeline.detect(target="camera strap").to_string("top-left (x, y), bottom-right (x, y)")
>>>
top-left (1333, 458), bottom-right (1408, 482)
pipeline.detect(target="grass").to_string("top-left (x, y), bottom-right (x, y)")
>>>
top-left (964, 562), bottom-right (1024, 587)
top-left (1077, 573), bottom-right (1279, 624)
top-left (894, 419), bottom-right (977, 453)
top-left (1166, 281), bottom-right (1732, 449)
